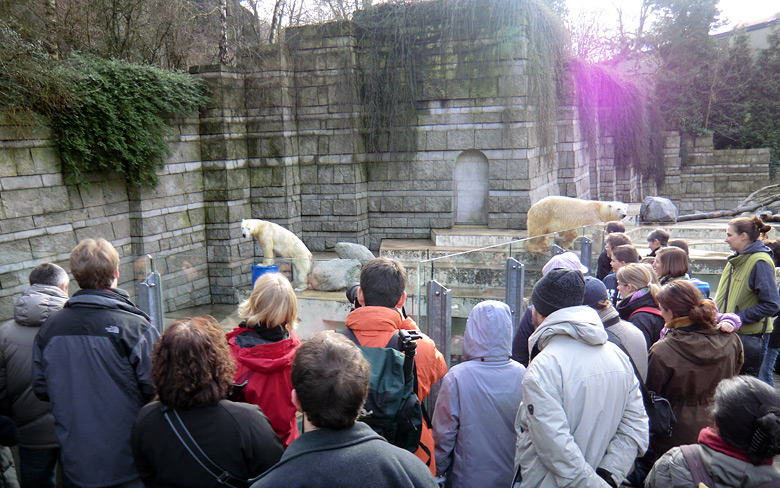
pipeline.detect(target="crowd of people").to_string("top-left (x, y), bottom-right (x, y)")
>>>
top-left (0, 216), bottom-right (778, 488)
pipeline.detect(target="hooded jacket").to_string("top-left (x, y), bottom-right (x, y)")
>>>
top-left (514, 306), bottom-right (649, 488)
top-left (31, 288), bottom-right (159, 488)
top-left (345, 306), bottom-right (448, 475)
top-left (0, 284), bottom-right (67, 449)
top-left (646, 322), bottom-right (743, 456)
top-left (432, 301), bottom-right (525, 488)
top-left (227, 326), bottom-right (301, 448)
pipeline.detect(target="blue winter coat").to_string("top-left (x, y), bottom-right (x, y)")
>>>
top-left (432, 301), bottom-right (526, 488)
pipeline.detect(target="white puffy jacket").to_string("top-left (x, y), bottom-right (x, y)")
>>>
top-left (432, 301), bottom-right (525, 488)
top-left (514, 306), bottom-right (649, 487)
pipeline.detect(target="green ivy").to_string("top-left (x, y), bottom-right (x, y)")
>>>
top-left (52, 55), bottom-right (209, 187)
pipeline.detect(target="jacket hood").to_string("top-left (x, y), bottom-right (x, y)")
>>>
top-left (227, 327), bottom-right (301, 373)
top-left (734, 239), bottom-right (773, 258)
top-left (528, 305), bottom-right (607, 353)
top-left (67, 288), bottom-right (150, 321)
top-left (344, 306), bottom-right (418, 332)
top-left (462, 300), bottom-right (513, 361)
top-left (14, 284), bottom-right (69, 327)
top-left (662, 327), bottom-right (739, 366)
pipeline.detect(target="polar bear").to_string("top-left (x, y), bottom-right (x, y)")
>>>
top-left (525, 196), bottom-right (627, 253)
top-left (241, 219), bottom-right (312, 291)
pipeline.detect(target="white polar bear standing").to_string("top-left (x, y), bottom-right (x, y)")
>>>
top-left (525, 196), bottom-right (627, 253)
top-left (241, 219), bottom-right (312, 291)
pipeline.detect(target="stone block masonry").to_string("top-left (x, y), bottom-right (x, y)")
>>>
top-left (660, 133), bottom-right (772, 214)
top-left (1, 1), bottom-right (773, 318)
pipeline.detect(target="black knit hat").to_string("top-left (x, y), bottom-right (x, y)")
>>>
top-left (532, 268), bottom-right (586, 317)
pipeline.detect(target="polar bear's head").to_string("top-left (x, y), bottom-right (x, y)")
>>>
top-left (602, 201), bottom-right (628, 221)
top-left (241, 219), bottom-right (260, 239)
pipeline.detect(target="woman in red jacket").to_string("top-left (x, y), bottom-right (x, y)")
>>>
top-left (227, 273), bottom-right (302, 448)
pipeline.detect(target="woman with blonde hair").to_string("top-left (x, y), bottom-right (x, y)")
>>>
top-left (647, 281), bottom-right (743, 458)
top-left (616, 263), bottom-right (665, 348)
top-left (227, 273), bottom-right (302, 447)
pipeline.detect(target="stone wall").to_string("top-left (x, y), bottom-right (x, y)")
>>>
top-left (0, 119), bottom-right (214, 319)
top-left (660, 133), bottom-right (772, 214)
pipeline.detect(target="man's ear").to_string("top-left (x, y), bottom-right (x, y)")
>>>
top-left (357, 288), bottom-right (366, 307)
top-left (291, 389), bottom-right (303, 412)
top-left (395, 291), bottom-right (407, 309)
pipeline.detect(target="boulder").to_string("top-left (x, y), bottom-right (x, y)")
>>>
top-left (334, 242), bottom-right (375, 265)
top-left (308, 259), bottom-right (362, 292)
top-left (640, 196), bottom-right (678, 223)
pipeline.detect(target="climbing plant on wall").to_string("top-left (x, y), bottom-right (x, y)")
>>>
top-left (51, 55), bottom-right (209, 187)
top-left (0, 21), bottom-right (209, 187)
top-left (348, 0), bottom-right (570, 153)
top-left (571, 59), bottom-right (663, 183)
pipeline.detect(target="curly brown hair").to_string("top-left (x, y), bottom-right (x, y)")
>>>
top-left (151, 316), bottom-right (236, 409)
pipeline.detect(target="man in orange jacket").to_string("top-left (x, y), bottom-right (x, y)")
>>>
top-left (344, 257), bottom-right (448, 476)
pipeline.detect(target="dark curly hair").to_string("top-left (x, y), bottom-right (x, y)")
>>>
top-left (151, 316), bottom-right (236, 410)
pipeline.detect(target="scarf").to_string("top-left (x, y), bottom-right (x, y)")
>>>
top-left (698, 427), bottom-right (773, 466)
top-left (598, 305), bottom-right (621, 329)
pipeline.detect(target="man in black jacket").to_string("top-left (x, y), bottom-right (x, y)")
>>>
top-left (32, 238), bottom-right (159, 488)
top-left (0, 263), bottom-right (69, 488)
top-left (252, 332), bottom-right (437, 488)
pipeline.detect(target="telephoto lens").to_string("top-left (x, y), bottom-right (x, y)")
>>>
top-left (346, 282), bottom-right (361, 310)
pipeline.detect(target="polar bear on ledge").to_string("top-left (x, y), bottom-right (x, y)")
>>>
top-left (525, 196), bottom-right (627, 253)
top-left (241, 219), bottom-right (312, 291)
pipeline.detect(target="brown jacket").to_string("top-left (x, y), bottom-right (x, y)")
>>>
top-left (646, 325), bottom-right (743, 456)
top-left (345, 306), bottom-right (448, 476)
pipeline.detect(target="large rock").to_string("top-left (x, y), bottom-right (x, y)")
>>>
top-left (335, 242), bottom-right (375, 264)
top-left (308, 259), bottom-right (362, 291)
top-left (640, 196), bottom-right (678, 223)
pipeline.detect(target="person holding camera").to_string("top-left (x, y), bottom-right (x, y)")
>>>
top-left (251, 332), bottom-right (437, 488)
top-left (344, 257), bottom-right (448, 476)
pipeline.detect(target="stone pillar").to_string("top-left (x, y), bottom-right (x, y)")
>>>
top-left (191, 65), bottom-right (252, 304)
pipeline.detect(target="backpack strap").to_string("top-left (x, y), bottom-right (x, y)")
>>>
top-left (163, 408), bottom-right (249, 488)
top-left (629, 306), bottom-right (663, 320)
top-left (680, 444), bottom-right (715, 488)
top-left (337, 328), bottom-right (434, 447)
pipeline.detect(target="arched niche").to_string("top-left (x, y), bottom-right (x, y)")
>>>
top-left (453, 150), bottom-right (489, 225)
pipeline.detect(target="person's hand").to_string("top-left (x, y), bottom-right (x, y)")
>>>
top-left (719, 322), bottom-right (735, 333)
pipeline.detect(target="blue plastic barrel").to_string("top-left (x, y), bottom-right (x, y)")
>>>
top-left (251, 265), bottom-right (279, 288)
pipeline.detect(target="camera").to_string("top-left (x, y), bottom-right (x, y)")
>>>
top-left (346, 282), bottom-right (361, 311)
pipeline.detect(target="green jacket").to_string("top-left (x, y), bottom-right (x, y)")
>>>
top-left (715, 245), bottom-right (776, 335)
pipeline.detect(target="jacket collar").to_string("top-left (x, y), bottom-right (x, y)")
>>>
top-left (278, 422), bottom-right (382, 463)
top-left (67, 288), bottom-right (150, 321)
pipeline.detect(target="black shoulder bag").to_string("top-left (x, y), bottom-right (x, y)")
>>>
top-left (163, 408), bottom-right (255, 488)
top-left (609, 333), bottom-right (676, 438)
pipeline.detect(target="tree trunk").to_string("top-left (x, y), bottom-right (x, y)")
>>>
top-left (219, 0), bottom-right (229, 65)
top-left (45, 0), bottom-right (58, 59)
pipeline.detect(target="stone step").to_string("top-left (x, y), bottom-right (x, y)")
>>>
top-left (430, 226), bottom-right (525, 247)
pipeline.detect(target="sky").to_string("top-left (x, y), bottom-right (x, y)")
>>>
top-left (566, 0), bottom-right (780, 35)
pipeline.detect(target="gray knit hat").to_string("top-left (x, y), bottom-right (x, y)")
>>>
top-left (531, 268), bottom-right (586, 317)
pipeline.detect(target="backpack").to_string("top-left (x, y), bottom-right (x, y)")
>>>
top-left (629, 306), bottom-right (663, 320)
top-left (337, 328), bottom-right (425, 453)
